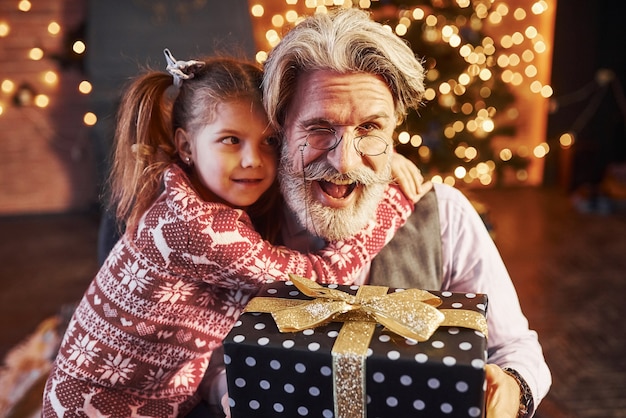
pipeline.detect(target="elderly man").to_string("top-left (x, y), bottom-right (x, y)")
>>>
top-left (261, 7), bottom-right (550, 418)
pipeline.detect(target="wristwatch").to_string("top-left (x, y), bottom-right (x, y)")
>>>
top-left (503, 367), bottom-right (534, 418)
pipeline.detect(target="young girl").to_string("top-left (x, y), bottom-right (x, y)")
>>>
top-left (42, 50), bottom-right (419, 417)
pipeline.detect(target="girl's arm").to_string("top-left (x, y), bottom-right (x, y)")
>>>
top-left (188, 184), bottom-right (413, 287)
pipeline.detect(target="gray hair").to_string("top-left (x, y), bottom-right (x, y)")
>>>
top-left (262, 8), bottom-right (425, 131)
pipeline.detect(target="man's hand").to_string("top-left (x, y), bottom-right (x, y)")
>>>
top-left (485, 364), bottom-right (522, 418)
top-left (391, 152), bottom-right (433, 203)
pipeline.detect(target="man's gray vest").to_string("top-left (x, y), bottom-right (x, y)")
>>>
top-left (368, 189), bottom-right (443, 291)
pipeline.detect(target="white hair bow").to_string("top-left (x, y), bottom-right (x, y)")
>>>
top-left (163, 48), bottom-right (205, 88)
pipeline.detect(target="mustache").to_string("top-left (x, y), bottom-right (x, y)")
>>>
top-left (282, 159), bottom-right (391, 186)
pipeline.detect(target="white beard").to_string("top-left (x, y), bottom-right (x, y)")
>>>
top-left (279, 153), bottom-right (391, 241)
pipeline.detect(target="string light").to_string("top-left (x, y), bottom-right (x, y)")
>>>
top-left (251, 4), bottom-right (264, 17)
top-left (34, 94), bottom-right (50, 108)
top-left (47, 21), bottom-right (61, 35)
top-left (1, 80), bottom-right (15, 94)
top-left (78, 81), bottom-right (92, 94)
top-left (72, 40), bottom-right (86, 54)
top-left (17, 0), bottom-right (31, 12)
top-left (3, 1), bottom-right (554, 189)
top-left (83, 112), bottom-right (97, 126)
top-left (0, 22), bottom-right (10, 37)
top-left (29, 47), bottom-right (44, 60)
top-left (0, 0), bottom-right (92, 131)
top-left (559, 133), bottom-right (574, 148)
top-left (43, 71), bottom-right (58, 85)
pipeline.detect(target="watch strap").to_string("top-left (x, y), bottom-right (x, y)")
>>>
top-left (503, 367), bottom-right (534, 418)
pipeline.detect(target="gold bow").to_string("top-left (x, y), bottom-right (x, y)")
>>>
top-left (244, 274), bottom-right (488, 418)
top-left (245, 274), bottom-right (488, 341)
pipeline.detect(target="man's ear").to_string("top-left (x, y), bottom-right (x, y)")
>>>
top-left (175, 128), bottom-right (192, 162)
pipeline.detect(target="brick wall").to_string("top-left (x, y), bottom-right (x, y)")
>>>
top-left (0, 0), bottom-right (260, 215)
top-left (0, 0), bottom-right (97, 215)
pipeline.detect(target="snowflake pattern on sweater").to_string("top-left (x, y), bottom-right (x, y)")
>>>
top-left (42, 164), bottom-right (412, 417)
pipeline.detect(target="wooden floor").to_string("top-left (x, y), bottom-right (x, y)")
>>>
top-left (1, 187), bottom-right (625, 417)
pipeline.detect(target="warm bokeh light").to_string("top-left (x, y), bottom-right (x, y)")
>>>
top-left (78, 81), bottom-right (92, 94)
top-left (43, 71), bottom-right (58, 85)
top-left (29, 48), bottom-right (44, 60)
top-left (410, 134), bottom-right (423, 147)
top-left (533, 142), bottom-right (549, 158)
top-left (83, 112), bottom-right (97, 126)
top-left (530, 80), bottom-right (543, 93)
top-left (499, 148), bottom-right (513, 161)
top-left (395, 23), bottom-right (408, 36)
top-left (465, 147), bottom-right (478, 160)
top-left (397, 131), bottom-right (410, 144)
top-left (265, 29), bottom-right (280, 46)
top-left (423, 88), bottom-right (437, 101)
top-left (0, 22), bottom-right (9, 37)
top-left (255, 51), bottom-right (267, 64)
top-left (271, 14), bottom-right (284, 27)
top-left (285, 10), bottom-right (298, 22)
top-left (531, 1), bottom-right (549, 15)
top-left (251, 4), bottom-right (264, 17)
top-left (72, 40), bottom-right (86, 54)
top-left (48, 21), bottom-right (61, 35)
top-left (34, 94), bottom-right (50, 108)
top-left (525, 26), bottom-right (538, 39)
top-left (534, 40), bottom-right (547, 53)
top-left (1, 79), bottom-right (15, 93)
top-left (514, 8), bottom-right (527, 20)
top-left (18, 0), bottom-right (31, 12)
top-left (540, 85), bottom-right (553, 98)
top-left (559, 132), bottom-right (574, 148)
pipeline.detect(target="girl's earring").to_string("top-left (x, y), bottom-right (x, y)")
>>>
top-left (185, 156), bottom-right (192, 165)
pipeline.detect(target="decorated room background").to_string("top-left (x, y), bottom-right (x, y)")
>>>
top-left (1, 0), bottom-right (624, 215)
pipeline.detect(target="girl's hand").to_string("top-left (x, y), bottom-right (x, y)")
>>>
top-left (391, 152), bottom-right (432, 203)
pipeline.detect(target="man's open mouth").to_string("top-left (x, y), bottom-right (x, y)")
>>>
top-left (233, 179), bottom-right (262, 184)
top-left (318, 179), bottom-right (357, 199)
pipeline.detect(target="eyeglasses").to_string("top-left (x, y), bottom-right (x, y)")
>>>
top-left (304, 128), bottom-right (389, 157)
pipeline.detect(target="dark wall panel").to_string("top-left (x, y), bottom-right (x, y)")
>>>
top-left (86, 0), bottom-right (256, 190)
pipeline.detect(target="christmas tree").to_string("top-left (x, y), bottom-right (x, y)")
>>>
top-left (367, 0), bottom-right (528, 185)
top-left (249, 0), bottom-right (553, 186)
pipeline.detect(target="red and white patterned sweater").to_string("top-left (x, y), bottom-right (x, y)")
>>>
top-left (42, 164), bottom-right (412, 417)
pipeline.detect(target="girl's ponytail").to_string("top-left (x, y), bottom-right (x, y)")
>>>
top-left (108, 71), bottom-right (176, 232)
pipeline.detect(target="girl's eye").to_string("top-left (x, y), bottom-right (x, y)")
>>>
top-left (221, 136), bottom-right (240, 145)
top-left (264, 135), bottom-right (281, 147)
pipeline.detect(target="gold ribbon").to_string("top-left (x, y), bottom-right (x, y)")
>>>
top-left (244, 274), bottom-right (488, 417)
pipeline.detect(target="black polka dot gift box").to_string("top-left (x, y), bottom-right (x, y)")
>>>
top-left (223, 274), bottom-right (488, 418)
